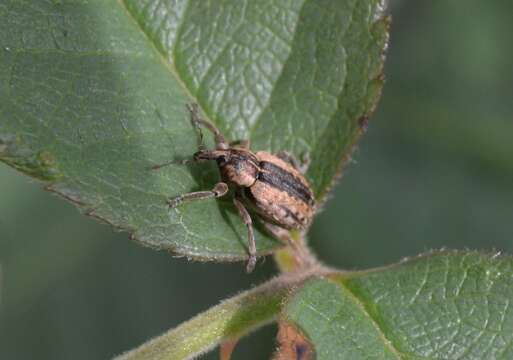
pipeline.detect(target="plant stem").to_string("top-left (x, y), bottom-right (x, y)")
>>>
top-left (274, 230), bottom-right (320, 273)
top-left (115, 269), bottom-right (321, 360)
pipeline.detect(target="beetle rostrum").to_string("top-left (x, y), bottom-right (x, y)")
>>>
top-left (159, 104), bottom-right (316, 273)
top-left (194, 149), bottom-right (260, 187)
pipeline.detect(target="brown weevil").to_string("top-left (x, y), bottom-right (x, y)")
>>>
top-left (156, 104), bottom-right (315, 272)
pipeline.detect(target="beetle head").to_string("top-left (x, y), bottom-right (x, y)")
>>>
top-left (194, 149), bottom-right (259, 187)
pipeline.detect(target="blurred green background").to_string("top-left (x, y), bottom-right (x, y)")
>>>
top-left (1, 1), bottom-right (513, 359)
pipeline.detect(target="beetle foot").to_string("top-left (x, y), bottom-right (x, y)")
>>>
top-left (167, 196), bottom-right (183, 208)
top-left (246, 255), bottom-right (257, 273)
top-left (298, 151), bottom-right (311, 173)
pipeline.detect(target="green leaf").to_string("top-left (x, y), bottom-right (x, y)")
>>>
top-left (0, 1), bottom-right (388, 261)
top-left (285, 251), bottom-right (513, 359)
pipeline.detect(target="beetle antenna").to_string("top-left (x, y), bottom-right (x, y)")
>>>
top-left (186, 103), bottom-right (206, 151)
top-left (150, 158), bottom-right (191, 170)
top-left (186, 103), bottom-right (227, 149)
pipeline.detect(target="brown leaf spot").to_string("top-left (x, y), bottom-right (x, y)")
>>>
top-left (220, 338), bottom-right (239, 360)
top-left (273, 321), bottom-right (314, 360)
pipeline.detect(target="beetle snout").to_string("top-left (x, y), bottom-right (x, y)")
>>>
top-left (193, 150), bottom-right (228, 162)
top-left (193, 150), bottom-right (214, 161)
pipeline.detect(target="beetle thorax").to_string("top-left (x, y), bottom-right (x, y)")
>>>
top-left (219, 149), bottom-right (259, 187)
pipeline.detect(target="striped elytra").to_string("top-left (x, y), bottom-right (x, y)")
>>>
top-left (243, 151), bottom-right (315, 230)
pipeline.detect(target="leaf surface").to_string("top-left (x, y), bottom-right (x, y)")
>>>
top-left (0, 0), bottom-right (387, 260)
top-left (285, 252), bottom-right (513, 359)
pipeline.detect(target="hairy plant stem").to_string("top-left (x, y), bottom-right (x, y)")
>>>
top-left (117, 229), bottom-right (325, 359)
top-left (116, 264), bottom-right (328, 360)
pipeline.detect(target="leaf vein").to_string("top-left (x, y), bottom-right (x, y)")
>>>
top-left (337, 278), bottom-right (414, 359)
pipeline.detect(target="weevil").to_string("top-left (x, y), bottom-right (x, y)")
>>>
top-left (156, 104), bottom-right (315, 272)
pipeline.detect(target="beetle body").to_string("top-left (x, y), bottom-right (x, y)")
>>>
top-left (196, 147), bottom-right (315, 229)
top-left (161, 104), bottom-right (315, 272)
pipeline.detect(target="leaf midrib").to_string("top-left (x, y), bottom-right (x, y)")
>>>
top-left (333, 276), bottom-right (427, 360)
top-left (117, 0), bottom-right (201, 123)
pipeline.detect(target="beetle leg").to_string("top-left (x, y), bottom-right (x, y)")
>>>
top-left (262, 222), bottom-right (291, 242)
top-left (167, 182), bottom-right (228, 208)
top-left (186, 103), bottom-right (228, 149)
top-left (276, 151), bottom-right (310, 174)
top-left (233, 195), bottom-right (257, 273)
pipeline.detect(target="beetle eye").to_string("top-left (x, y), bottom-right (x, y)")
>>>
top-left (217, 155), bottom-right (227, 165)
